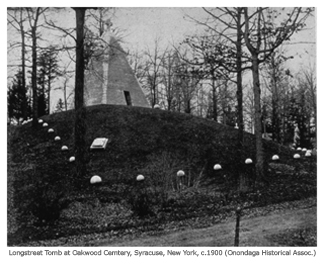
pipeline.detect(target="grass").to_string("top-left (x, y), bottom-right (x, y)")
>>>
top-left (7, 104), bottom-right (317, 246)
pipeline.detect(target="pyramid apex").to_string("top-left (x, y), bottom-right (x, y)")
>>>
top-left (104, 19), bottom-right (113, 30)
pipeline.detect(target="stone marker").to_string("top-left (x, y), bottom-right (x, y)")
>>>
top-left (69, 156), bottom-right (75, 162)
top-left (90, 137), bottom-right (108, 150)
top-left (48, 128), bottom-right (54, 133)
top-left (177, 170), bottom-right (185, 177)
top-left (297, 147), bottom-right (302, 151)
top-left (136, 174), bottom-right (145, 181)
top-left (272, 155), bottom-right (279, 161)
top-left (245, 158), bottom-right (253, 164)
top-left (61, 145), bottom-right (68, 151)
top-left (90, 175), bottom-right (102, 184)
top-left (294, 154), bottom-right (301, 159)
top-left (54, 136), bottom-right (61, 141)
top-left (213, 164), bottom-right (222, 170)
top-left (38, 119), bottom-right (43, 124)
top-left (43, 123), bottom-right (48, 127)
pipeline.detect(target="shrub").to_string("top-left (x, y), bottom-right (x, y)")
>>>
top-left (128, 190), bottom-right (156, 218)
top-left (128, 151), bottom-right (208, 218)
top-left (14, 166), bottom-right (70, 226)
top-left (140, 151), bottom-right (206, 191)
top-left (27, 183), bottom-right (66, 224)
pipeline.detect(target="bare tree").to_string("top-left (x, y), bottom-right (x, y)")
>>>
top-left (143, 37), bottom-right (168, 107)
top-left (191, 7), bottom-right (251, 145)
top-left (86, 8), bottom-right (115, 36)
top-left (72, 7), bottom-right (88, 180)
top-left (61, 72), bottom-right (74, 111)
top-left (128, 49), bottom-right (147, 88)
top-left (262, 48), bottom-right (293, 143)
top-left (24, 8), bottom-right (49, 127)
top-left (176, 61), bottom-right (202, 114)
top-left (302, 64), bottom-right (316, 148)
top-left (180, 36), bottom-right (234, 121)
top-left (7, 8), bottom-right (29, 120)
top-left (244, 83), bottom-right (255, 134)
top-left (160, 48), bottom-right (182, 111)
top-left (218, 79), bottom-right (236, 125)
top-left (243, 7), bottom-right (313, 182)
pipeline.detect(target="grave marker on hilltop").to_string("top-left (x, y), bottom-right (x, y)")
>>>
top-left (84, 22), bottom-right (149, 108)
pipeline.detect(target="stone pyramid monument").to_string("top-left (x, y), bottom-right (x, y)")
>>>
top-left (84, 21), bottom-right (149, 108)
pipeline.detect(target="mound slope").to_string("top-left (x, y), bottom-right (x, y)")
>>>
top-left (9, 104), bottom-right (293, 183)
top-left (7, 105), bottom-right (316, 245)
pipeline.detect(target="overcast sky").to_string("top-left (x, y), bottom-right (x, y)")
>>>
top-left (6, 7), bottom-right (317, 112)
top-left (114, 7), bottom-right (316, 69)
top-left (113, 8), bottom-right (207, 49)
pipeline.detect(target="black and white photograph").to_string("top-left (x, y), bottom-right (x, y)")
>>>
top-left (6, 4), bottom-right (317, 253)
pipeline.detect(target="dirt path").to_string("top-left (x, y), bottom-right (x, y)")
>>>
top-left (92, 204), bottom-right (316, 247)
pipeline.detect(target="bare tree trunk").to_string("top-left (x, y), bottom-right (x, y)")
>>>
top-left (74, 8), bottom-right (87, 179)
top-left (236, 7), bottom-right (244, 147)
top-left (272, 84), bottom-right (280, 143)
top-left (304, 69), bottom-right (317, 148)
top-left (234, 10), bottom-right (246, 191)
top-left (185, 98), bottom-right (191, 114)
top-left (281, 102), bottom-right (286, 144)
top-left (20, 10), bottom-right (28, 121)
top-left (63, 81), bottom-right (68, 111)
top-left (152, 87), bottom-right (156, 107)
top-left (48, 77), bottom-right (51, 114)
top-left (251, 55), bottom-right (264, 183)
top-left (31, 15), bottom-right (39, 128)
top-left (167, 97), bottom-right (172, 111)
top-left (269, 54), bottom-right (280, 143)
top-left (243, 7), bottom-right (265, 184)
top-left (212, 77), bottom-right (217, 121)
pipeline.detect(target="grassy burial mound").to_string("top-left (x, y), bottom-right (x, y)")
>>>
top-left (7, 105), bottom-right (316, 245)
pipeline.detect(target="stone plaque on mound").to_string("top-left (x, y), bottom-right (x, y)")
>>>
top-left (90, 138), bottom-right (109, 150)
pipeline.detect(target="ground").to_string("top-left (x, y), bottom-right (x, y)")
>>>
top-left (12, 197), bottom-right (315, 247)
top-left (103, 200), bottom-right (316, 247)
top-left (7, 105), bottom-right (317, 246)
